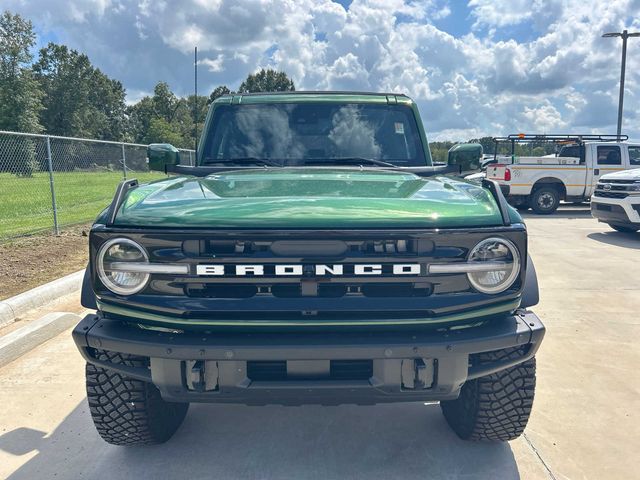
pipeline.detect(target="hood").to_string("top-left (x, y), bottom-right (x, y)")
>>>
top-left (600, 167), bottom-right (640, 181)
top-left (112, 168), bottom-right (505, 229)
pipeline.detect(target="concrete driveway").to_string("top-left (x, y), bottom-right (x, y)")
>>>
top-left (0, 206), bottom-right (638, 480)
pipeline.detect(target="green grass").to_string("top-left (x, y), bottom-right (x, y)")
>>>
top-left (0, 171), bottom-right (165, 239)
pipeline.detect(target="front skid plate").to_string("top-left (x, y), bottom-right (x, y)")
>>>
top-left (73, 311), bottom-right (544, 405)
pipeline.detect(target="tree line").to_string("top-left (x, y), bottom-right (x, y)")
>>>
top-left (430, 137), bottom-right (558, 163)
top-left (0, 11), bottom-right (295, 149)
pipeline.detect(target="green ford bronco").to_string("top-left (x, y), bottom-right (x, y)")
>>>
top-left (73, 92), bottom-right (544, 446)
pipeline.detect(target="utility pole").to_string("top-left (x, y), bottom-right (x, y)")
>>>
top-left (602, 30), bottom-right (640, 140)
top-left (194, 46), bottom-right (199, 157)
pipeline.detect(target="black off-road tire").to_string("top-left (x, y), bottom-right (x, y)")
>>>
top-left (441, 347), bottom-right (536, 441)
top-left (529, 186), bottom-right (560, 214)
top-left (85, 350), bottom-right (189, 446)
top-left (609, 224), bottom-right (639, 233)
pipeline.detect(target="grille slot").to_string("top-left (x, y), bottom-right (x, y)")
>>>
top-left (187, 284), bottom-right (258, 299)
top-left (594, 191), bottom-right (628, 199)
top-left (247, 361), bottom-right (287, 380)
top-left (600, 179), bottom-right (636, 184)
top-left (184, 237), bottom-right (435, 258)
top-left (362, 283), bottom-right (431, 297)
top-left (185, 282), bottom-right (432, 299)
top-left (247, 360), bottom-right (373, 381)
top-left (331, 360), bottom-right (374, 380)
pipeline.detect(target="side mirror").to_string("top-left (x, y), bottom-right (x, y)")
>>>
top-left (447, 143), bottom-right (483, 176)
top-left (147, 143), bottom-right (180, 172)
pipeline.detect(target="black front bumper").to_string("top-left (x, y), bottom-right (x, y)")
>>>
top-left (73, 311), bottom-right (544, 405)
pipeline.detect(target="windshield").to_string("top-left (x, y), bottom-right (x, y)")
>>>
top-left (202, 103), bottom-right (427, 166)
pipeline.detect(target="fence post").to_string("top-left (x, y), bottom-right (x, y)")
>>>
top-left (121, 143), bottom-right (127, 179)
top-left (189, 150), bottom-right (193, 166)
top-left (45, 136), bottom-right (60, 235)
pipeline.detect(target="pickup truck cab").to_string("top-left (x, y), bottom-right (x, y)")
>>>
top-left (486, 134), bottom-right (640, 214)
top-left (591, 168), bottom-right (640, 232)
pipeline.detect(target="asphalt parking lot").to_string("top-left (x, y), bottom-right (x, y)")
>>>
top-left (0, 205), bottom-right (638, 480)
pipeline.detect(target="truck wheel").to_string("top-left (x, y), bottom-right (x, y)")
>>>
top-left (440, 348), bottom-right (536, 441)
top-left (85, 350), bottom-right (189, 446)
top-left (529, 186), bottom-right (560, 214)
top-left (610, 224), bottom-right (639, 233)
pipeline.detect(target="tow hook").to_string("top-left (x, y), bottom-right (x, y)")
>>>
top-left (187, 360), bottom-right (219, 392)
top-left (401, 358), bottom-right (434, 390)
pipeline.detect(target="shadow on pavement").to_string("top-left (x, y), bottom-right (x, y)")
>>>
top-left (0, 400), bottom-right (521, 480)
top-left (0, 428), bottom-right (47, 456)
top-left (521, 205), bottom-right (592, 220)
top-left (587, 231), bottom-right (640, 249)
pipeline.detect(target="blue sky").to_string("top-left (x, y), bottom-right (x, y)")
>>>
top-left (5, 0), bottom-right (640, 140)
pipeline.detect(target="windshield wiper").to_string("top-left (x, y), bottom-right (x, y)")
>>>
top-left (301, 157), bottom-right (398, 168)
top-left (204, 157), bottom-right (282, 167)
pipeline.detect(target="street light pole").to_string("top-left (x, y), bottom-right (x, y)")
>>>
top-left (602, 30), bottom-right (640, 140)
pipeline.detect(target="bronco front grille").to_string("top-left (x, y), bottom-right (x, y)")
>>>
top-left (173, 233), bottom-right (451, 299)
top-left (92, 227), bottom-right (527, 321)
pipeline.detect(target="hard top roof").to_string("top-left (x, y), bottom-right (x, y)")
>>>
top-left (213, 91), bottom-right (413, 105)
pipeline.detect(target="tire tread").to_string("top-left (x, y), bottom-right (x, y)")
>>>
top-left (85, 350), bottom-right (188, 446)
top-left (441, 347), bottom-right (536, 441)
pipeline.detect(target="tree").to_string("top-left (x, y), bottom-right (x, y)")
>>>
top-left (429, 141), bottom-right (455, 163)
top-left (208, 85), bottom-right (231, 105)
top-left (468, 136), bottom-right (495, 155)
top-left (0, 11), bottom-right (43, 133)
top-left (238, 69), bottom-right (295, 93)
top-left (0, 11), bottom-right (43, 176)
top-left (176, 94), bottom-right (208, 149)
top-left (127, 71), bottom-right (295, 148)
top-left (33, 42), bottom-right (126, 140)
top-left (143, 117), bottom-right (183, 146)
top-left (151, 81), bottom-right (180, 123)
top-left (125, 96), bottom-right (155, 144)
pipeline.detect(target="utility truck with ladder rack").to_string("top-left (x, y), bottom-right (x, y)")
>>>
top-left (485, 134), bottom-right (640, 214)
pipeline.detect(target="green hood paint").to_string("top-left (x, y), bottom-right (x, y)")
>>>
top-left (114, 168), bottom-right (509, 229)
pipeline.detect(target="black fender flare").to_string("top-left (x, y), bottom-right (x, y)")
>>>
top-left (521, 255), bottom-right (539, 308)
top-left (80, 265), bottom-right (97, 310)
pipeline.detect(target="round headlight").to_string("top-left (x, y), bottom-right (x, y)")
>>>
top-left (97, 238), bottom-right (149, 295)
top-left (467, 237), bottom-right (520, 294)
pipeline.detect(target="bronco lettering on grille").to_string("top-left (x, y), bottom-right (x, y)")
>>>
top-left (195, 264), bottom-right (423, 276)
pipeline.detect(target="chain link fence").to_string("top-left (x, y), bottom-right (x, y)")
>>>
top-left (0, 130), bottom-right (195, 240)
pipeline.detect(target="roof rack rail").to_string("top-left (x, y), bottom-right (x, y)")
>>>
top-left (493, 134), bottom-right (628, 143)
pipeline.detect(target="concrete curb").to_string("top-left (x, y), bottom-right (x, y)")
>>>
top-left (0, 312), bottom-right (81, 368)
top-left (0, 270), bottom-right (84, 328)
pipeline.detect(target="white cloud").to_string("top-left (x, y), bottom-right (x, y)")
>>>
top-left (522, 102), bottom-right (566, 131)
top-left (469, 0), bottom-right (532, 28)
top-left (125, 88), bottom-right (151, 105)
top-left (200, 54), bottom-right (225, 72)
top-left (4, 0), bottom-right (640, 140)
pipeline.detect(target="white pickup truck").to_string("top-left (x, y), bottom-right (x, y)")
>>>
top-left (485, 135), bottom-right (640, 214)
